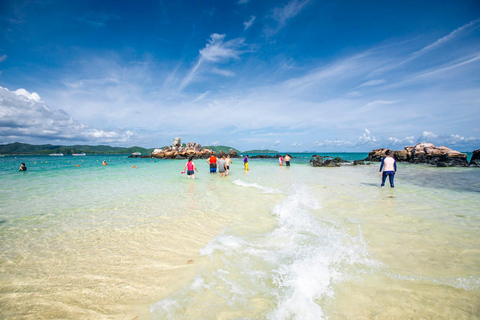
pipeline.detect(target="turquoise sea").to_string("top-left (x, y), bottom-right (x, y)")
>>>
top-left (1, 153), bottom-right (479, 319)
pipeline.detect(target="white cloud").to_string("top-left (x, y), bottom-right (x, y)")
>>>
top-left (13, 88), bottom-right (42, 102)
top-left (359, 130), bottom-right (377, 143)
top-left (0, 86), bottom-right (134, 145)
top-left (244, 15), bottom-right (256, 30)
top-left (0, 54), bottom-right (7, 62)
top-left (420, 131), bottom-right (438, 139)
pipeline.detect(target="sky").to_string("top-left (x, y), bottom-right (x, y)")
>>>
top-left (0, 0), bottom-right (479, 152)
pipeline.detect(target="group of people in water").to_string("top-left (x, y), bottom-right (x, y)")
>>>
top-left (17, 151), bottom-right (396, 187)
top-left (183, 154), bottom-right (234, 179)
top-left (183, 153), bottom-right (294, 180)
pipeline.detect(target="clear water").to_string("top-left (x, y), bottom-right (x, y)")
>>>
top-left (1, 154), bottom-right (479, 319)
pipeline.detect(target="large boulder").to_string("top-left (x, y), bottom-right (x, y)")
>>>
top-left (229, 149), bottom-right (238, 157)
top-left (310, 155), bottom-right (341, 167)
top-left (365, 143), bottom-right (468, 167)
top-left (364, 148), bottom-right (394, 162)
top-left (470, 149), bottom-right (480, 167)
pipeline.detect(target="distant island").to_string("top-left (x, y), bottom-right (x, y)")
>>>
top-left (242, 149), bottom-right (279, 153)
top-left (0, 142), bottom-right (154, 155)
top-left (0, 142), bottom-right (248, 156)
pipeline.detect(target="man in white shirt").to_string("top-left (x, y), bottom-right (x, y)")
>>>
top-left (379, 150), bottom-right (397, 187)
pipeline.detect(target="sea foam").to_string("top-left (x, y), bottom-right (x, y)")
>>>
top-left (151, 184), bottom-right (376, 319)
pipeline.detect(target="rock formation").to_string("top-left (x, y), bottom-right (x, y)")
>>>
top-left (365, 143), bottom-right (468, 167)
top-left (310, 155), bottom-right (343, 167)
top-left (132, 138), bottom-right (239, 160)
top-left (470, 149), bottom-right (480, 167)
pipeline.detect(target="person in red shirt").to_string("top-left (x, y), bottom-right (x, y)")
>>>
top-left (207, 154), bottom-right (217, 174)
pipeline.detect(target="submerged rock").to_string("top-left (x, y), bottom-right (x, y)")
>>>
top-left (310, 155), bottom-right (342, 167)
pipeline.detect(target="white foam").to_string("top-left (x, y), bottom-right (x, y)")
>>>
top-left (151, 184), bottom-right (376, 319)
top-left (232, 179), bottom-right (282, 194)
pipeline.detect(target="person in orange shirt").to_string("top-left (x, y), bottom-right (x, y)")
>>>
top-left (207, 154), bottom-right (217, 174)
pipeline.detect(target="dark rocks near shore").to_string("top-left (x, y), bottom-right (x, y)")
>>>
top-left (365, 143), bottom-right (469, 167)
top-left (310, 155), bottom-right (345, 167)
top-left (470, 149), bottom-right (480, 167)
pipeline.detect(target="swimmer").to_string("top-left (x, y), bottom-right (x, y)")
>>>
top-left (19, 163), bottom-right (27, 171)
top-left (102, 160), bottom-right (108, 166)
top-left (184, 157), bottom-right (198, 179)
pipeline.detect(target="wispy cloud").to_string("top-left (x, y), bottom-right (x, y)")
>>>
top-left (355, 79), bottom-right (386, 89)
top-left (413, 18), bottom-right (480, 56)
top-left (244, 15), bottom-right (256, 30)
top-left (211, 67), bottom-right (235, 77)
top-left (0, 54), bottom-right (7, 62)
top-left (179, 34), bottom-right (247, 91)
top-left (372, 19), bottom-right (480, 76)
top-left (265, 0), bottom-right (311, 37)
top-left (191, 91), bottom-right (210, 103)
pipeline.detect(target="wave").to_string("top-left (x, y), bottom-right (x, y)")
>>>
top-left (150, 185), bottom-right (376, 319)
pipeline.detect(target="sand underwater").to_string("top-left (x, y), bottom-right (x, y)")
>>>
top-left (0, 154), bottom-right (479, 319)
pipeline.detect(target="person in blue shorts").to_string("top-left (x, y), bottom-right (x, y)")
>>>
top-left (207, 154), bottom-right (217, 174)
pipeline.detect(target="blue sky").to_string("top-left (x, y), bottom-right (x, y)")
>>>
top-left (1, 0), bottom-right (479, 151)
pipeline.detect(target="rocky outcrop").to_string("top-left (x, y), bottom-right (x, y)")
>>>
top-left (133, 138), bottom-right (240, 160)
top-left (470, 149), bottom-right (480, 167)
top-left (310, 155), bottom-right (344, 167)
top-left (365, 143), bottom-right (468, 167)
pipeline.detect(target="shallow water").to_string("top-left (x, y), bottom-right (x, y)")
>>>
top-left (0, 155), bottom-right (479, 319)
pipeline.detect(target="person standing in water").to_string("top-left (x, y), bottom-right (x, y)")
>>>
top-left (284, 154), bottom-right (291, 167)
top-left (184, 157), bottom-right (198, 179)
top-left (244, 155), bottom-right (249, 171)
top-left (225, 155), bottom-right (233, 176)
top-left (379, 150), bottom-right (397, 187)
top-left (207, 154), bottom-right (217, 174)
top-left (279, 156), bottom-right (284, 166)
top-left (218, 156), bottom-right (226, 177)
top-left (19, 163), bottom-right (27, 171)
